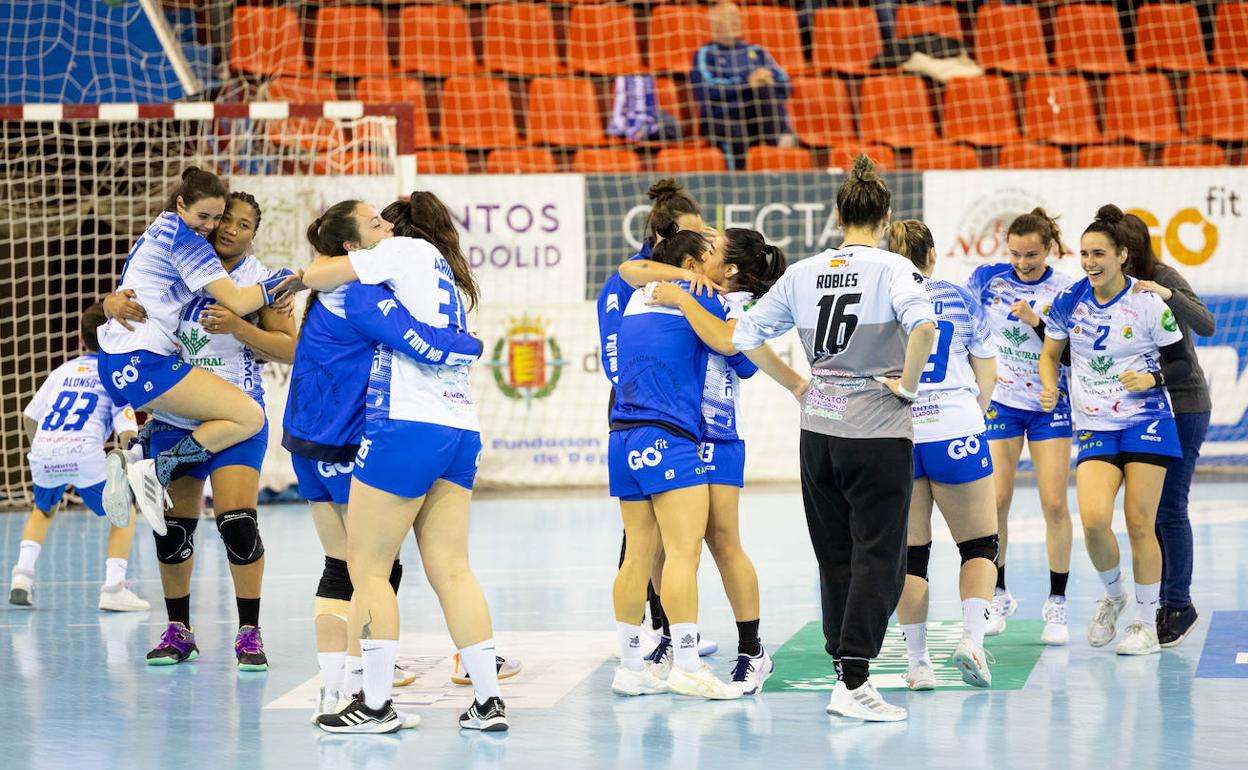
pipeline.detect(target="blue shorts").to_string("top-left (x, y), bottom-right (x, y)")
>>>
top-left (700, 439), bottom-right (745, 488)
top-left (99, 350), bottom-right (192, 409)
top-left (914, 433), bottom-right (994, 485)
top-left (608, 426), bottom-right (707, 502)
top-left (1076, 418), bottom-right (1182, 467)
top-left (984, 401), bottom-right (1072, 442)
top-left (147, 419), bottom-right (269, 479)
top-left (34, 481), bottom-right (106, 517)
top-left (353, 420), bottom-right (481, 499)
top-left (291, 453), bottom-right (355, 505)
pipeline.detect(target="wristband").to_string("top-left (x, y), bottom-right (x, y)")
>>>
top-left (1152, 371), bottom-right (1165, 388)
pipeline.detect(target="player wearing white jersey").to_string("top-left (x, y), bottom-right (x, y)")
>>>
top-left (302, 194), bottom-right (506, 733)
top-left (1040, 205), bottom-right (1192, 657)
top-left (8, 303), bottom-right (148, 612)
top-left (965, 208), bottom-right (1075, 643)
top-left (885, 222), bottom-right (999, 690)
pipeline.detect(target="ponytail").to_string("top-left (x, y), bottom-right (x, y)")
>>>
top-left (722, 228), bottom-right (787, 299)
top-left (887, 220), bottom-right (935, 272)
top-left (306, 200), bottom-right (363, 257)
top-left (836, 154), bottom-right (891, 230)
top-left (645, 178), bottom-right (701, 242)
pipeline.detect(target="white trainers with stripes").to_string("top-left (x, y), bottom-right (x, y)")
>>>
top-left (102, 449), bottom-right (135, 528)
top-left (126, 459), bottom-right (170, 535)
top-left (316, 695), bottom-right (401, 734)
top-left (826, 680), bottom-right (907, 722)
top-left (611, 664), bottom-right (670, 696)
top-left (459, 696), bottom-right (508, 732)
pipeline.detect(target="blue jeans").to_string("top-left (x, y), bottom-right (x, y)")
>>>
top-left (1155, 410), bottom-right (1210, 608)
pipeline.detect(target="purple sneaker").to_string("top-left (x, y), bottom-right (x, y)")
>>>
top-left (146, 622), bottom-right (198, 666)
top-left (235, 625), bottom-right (268, 671)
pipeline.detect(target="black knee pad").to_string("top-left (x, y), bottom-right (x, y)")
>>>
top-left (906, 542), bottom-right (933, 580)
top-left (154, 517), bottom-right (198, 564)
top-left (957, 534), bottom-right (1000, 565)
top-left (317, 556), bottom-right (353, 601)
top-left (215, 508), bottom-right (264, 566)
top-left (389, 560), bottom-right (403, 594)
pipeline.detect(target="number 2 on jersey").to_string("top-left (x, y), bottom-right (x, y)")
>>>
top-left (814, 293), bottom-right (861, 356)
top-left (41, 390), bottom-right (99, 432)
top-left (1093, 324), bottom-right (1110, 351)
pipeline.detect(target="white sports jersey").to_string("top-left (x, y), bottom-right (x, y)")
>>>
top-left (965, 263), bottom-right (1075, 412)
top-left (702, 291), bottom-right (752, 442)
top-left (912, 279), bottom-right (996, 443)
top-left (152, 255), bottom-right (282, 431)
top-left (24, 354), bottom-right (138, 487)
top-left (1046, 277), bottom-right (1183, 431)
top-left (98, 211), bottom-right (228, 356)
top-left (349, 237), bottom-right (479, 431)
top-left (732, 245), bottom-right (936, 440)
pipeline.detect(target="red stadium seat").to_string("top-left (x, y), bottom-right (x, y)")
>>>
top-left (912, 142), bottom-right (979, 170)
top-left (973, 5), bottom-right (1050, 74)
top-left (1184, 73), bottom-right (1248, 142)
top-left (789, 77), bottom-right (854, 147)
top-left (1215, 2), bottom-right (1248, 69)
top-left (942, 76), bottom-right (1021, 145)
top-left (1103, 74), bottom-right (1183, 143)
top-left (1135, 3), bottom-right (1209, 71)
top-left (314, 150), bottom-right (384, 176)
top-left (827, 144), bottom-right (896, 171)
top-left (355, 78), bottom-right (434, 148)
top-left (654, 146), bottom-right (727, 172)
top-left (265, 77), bottom-right (342, 151)
top-left (439, 77), bottom-right (521, 148)
top-left (398, 4), bottom-right (482, 76)
top-left (414, 150), bottom-right (469, 175)
top-left (1054, 5), bottom-right (1133, 74)
top-left (741, 6), bottom-right (808, 76)
top-left (484, 3), bottom-right (563, 76)
top-left (1078, 144), bottom-right (1146, 168)
top-left (812, 9), bottom-right (883, 75)
top-left (487, 148), bottom-right (558, 174)
top-left (567, 6), bottom-right (643, 76)
top-left (745, 145), bottom-right (814, 171)
top-left (998, 143), bottom-right (1066, 169)
top-left (229, 6), bottom-right (308, 77)
top-left (526, 78), bottom-right (606, 147)
top-left (1023, 75), bottom-right (1103, 145)
top-left (312, 6), bottom-right (394, 77)
top-left (1160, 143), bottom-right (1226, 167)
top-left (896, 5), bottom-right (964, 42)
top-left (572, 148), bottom-right (643, 173)
top-left (648, 6), bottom-right (711, 73)
top-left (859, 76), bottom-right (938, 147)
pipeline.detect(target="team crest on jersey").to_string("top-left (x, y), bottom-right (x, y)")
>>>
top-left (1002, 326), bottom-right (1031, 348)
top-left (1073, 325), bottom-right (1082, 335)
top-left (1088, 355), bottom-right (1115, 376)
top-left (489, 314), bottom-right (566, 403)
top-left (177, 327), bottom-right (211, 356)
top-left (985, 405), bottom-right (998, 419)
top-left (1122, 326), bottom-right (1134, 340)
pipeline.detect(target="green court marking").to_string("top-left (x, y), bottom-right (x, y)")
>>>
top-left (762, 620), bottom-right (1046, 692)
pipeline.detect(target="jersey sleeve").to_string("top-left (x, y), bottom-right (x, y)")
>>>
top-left (349, 237), bottom-right (434, 287)
top-left (1150, 293), bottom-right (1185, 348)
top-left (732, 271), bottom-right (795, 351)
top-left (23, 371), bottom-right (58, 422)
top-left (1045, 288), bottom-right (1076, 340)
top-left (111, 404), bottom-right (138, 437)
top-left (960, 286), bottom-right (997, 359)
top-left (889, 261), bottom-right (937, 332)
top-left (170, 226), bottom-right (229, 293)
top-left (343, 282), bottom-right (483, 366)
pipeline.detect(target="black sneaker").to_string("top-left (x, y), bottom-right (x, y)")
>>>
top-left (1158, 604), bottom-right (1200, 648)
top-left (146, 622), bottom-right (199, 666)
top-left (459, 696), bottom-right (508, 732)
top-left (235, 625), bottom-right (269, 672)
top-left (316, 694), bottom-right (401, 734)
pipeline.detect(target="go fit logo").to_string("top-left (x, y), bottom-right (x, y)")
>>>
top-left (1125, 184), bottom-right (1240, 267)
top-left (627, 438), bottom-right (667, 471)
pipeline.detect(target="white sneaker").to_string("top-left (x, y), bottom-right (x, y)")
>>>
top-left (698, 636), bottom-right (719, 656)
top-left (126, 459), bottom-right (170, 535)
top-left (312, 687), bottom-right (342, 723)
top-left (451, 654), bottom-right (523, 685)
top-left (1087, 594), bottom-right (1129, 648)
top-left (951, 636), bottom-right (992, 688)
top-left (985, 589), bottom-right (1017, 637)
top-left (395, 709), bottom-right (422, 729)
top-left (611, 664), bottom-right (670, 696)
top-left (1041, 596), bottom-right (1070, 646)
top-left (393, 664), bottom-right (416, 687)
top-left (905, 661), bottom-right (935, 691)
top-left (645, 636), bottom-right (673, 680)
top-left (826, 680), bottom-right (907, 722)
top-left (667, 663), bottom-right (741, 700)
top-left (98, 584), bottom-right (150, 612)
top-left (1115, 623), bottom-right (1161, 656)
top-left (9, 568), bottom-right (34, 608)
top-left (729, 647), bottom-right (774, 695)
top-left (102, 449), bottom-right (134, 528)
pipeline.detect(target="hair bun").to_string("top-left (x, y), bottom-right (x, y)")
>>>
top-left (851, 153), bottom-right (878, 183)
top-left (182, 167), bottom-right (203, 181)
top-left (647, 178), bottom-right (684, 202)
top-left (657, 220), bottom-right (680, 239)
top-left (1095, 204), bottom-right (1125, 224)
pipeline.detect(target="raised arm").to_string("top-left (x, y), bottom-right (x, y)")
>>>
top-left (202, 268), bottom-right (295, 317)
top-left (1136, 268), bottom-right (1216, 338)
top-left (302, 255), bottom-right (359, 292)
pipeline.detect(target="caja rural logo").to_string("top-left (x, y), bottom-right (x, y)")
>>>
top-left (488, 314), bottom-right (566, 402)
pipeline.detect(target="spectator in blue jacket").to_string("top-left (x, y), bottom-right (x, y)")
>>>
top-left (691, 2), bottom-right (793, 171)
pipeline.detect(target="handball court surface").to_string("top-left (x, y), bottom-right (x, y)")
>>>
top-left (2, 480), bottom-right (1246, 770)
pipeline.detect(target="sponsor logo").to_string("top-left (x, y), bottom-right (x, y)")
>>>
top-left (1078, 431), bottom-right (1094, 441)
top-left (947, 436), bottom-right (981, 460)
top-left (913, 272), bottom-right (924, 284)
top-left (316, 461), bottom-right (355, 478)
top-left (679, 634), bottom-right (696, 649)
top-left (628, 439), bottom-right (667, 471)
top-left (944, 187), bottom-right (1052, 262)
top-left (985, 405), bottom-right (998, 419)
top-left (1088, 356), bottom-right (1116, 376)
top-left (177, 327), bottom-right (211, 356)
top-left (377, 299), bottom-right (397, 316)
top-left (1002, 326), bottom-right (1031, 348)
top-left (110, 363), bottom-right (139, 391)
top-left (489, 314), bottom-right (565, 403)
top-left (835, 378), bottom-right (869, 392)
top-left (1161, 308), bottom-right (1178, 333)
top-left (664, 469), bottom-right (675, 479)
top-left (605, 293), bottom-right (620, 313)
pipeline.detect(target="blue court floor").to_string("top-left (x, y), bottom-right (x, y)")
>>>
top-left (2, 479), bottom-right (1246, 770)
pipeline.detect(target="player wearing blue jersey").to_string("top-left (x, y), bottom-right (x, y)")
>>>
top-left (98, 168), bottom-right (299, 536)
top-left (8, 303), bottom-right (148, 613)
top-left (302, 193), bottom-right (507, 733)
top-left (1040, 205), bottom-right (1192, 657)
top-left (886, 221), bottom-right (1000, 690)
top-left (965, 209), bottom-right (1075, 643)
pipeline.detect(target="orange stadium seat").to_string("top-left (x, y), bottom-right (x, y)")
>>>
top-left (942, 76), bottom-right (1021, 145)
top-left (745, 145), bottom-right (814, 171)
top-left (972, 5), bottom-right (1050, 74)
top-left (567, 5), bottom-right (643, 76)
top-left (487, 148), bottom-right (558, 174)
top-left (572, 148), bottom-right (643, 173)
top-left (1103, 74), bottom-right (1183, 143)
top-left (526, 78), bottom-right (606, 147)
top-left (649, 6), bottom-right (711, 73)
top-left (858, 75), bottom-right (938, 147)
top-left (827, 144), bottom-right (896, 171)
top-left (1023, 75), bottom-right (1103, 145)
top-left (484, 3), bottom-right (563, 76)
top-left (265, 77), bottom-right (341, 151)
top-left (789, 77), bottom-right (854, 147)
top-left (1184, 73), bottom-right (1248, 142)
top-left (912, 142), bottom-right (980, 170)
top-left (314, 150), bottom-right (384, 176)
top-left (812, 8), bottom-right (884, 75)
top-left (312, 6), bottom-right (393, 77)
top-left (741, 6), bottom-right (808, 76)
top-left (1135, 3), bottom-right (1209, 71)
top-left (439, 77), bottom-right (521, 148)
top-left (896, 4), bottom-right (964, 42)
top-left (229, 6), bottom-right (308, 77)
top-left (398, 4), bottom-right (481, 76)
top-left (1215, 2), bottom-right (1248, 69)
top-left (355, 78), bottom-right (435, 148)
top-left (414, 150), bottom-right (469, 175)
top-left (1054, 5), bottom-right (1133, 74)
top-left (654, 146), bottom-right (728, 172)
top-left (998, 143), bottom-right (1066, 169)
top-left (1078, 144), bottom-right (1146, 168)
top-left (1160, 143), bottom-right (1226, 167)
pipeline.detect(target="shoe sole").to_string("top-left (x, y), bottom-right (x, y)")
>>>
top-left (238, 662), bottom-right (269, 672)
top-left (102, 450), bottom-right (133, 528)
top-left (451, 662), bottom-right (523, 686)
top-left (736, 659), bottom-right (776, 696)
top-left (826, 705), bottom-right (907, 722)
top-left (668, 682), bottom-right (740, 700)
top-left (1087, 631), bottom-right (1117, 648)
top-left (460, 718), bottom-right (508, 732)
top-left (127, 463), bottom-right (167, 536)
top-left (612, 683), bottom-right (669, 696)
top-left (1115, 646), bottom-right (1161, 656)
top-left (393, 673), bottom-right (417, 687)
top-left (1159, 615), bottom-right (1200, 649)
top-left (99, 602), bottom-right (151, 612)
top-left (318, 719), bottom-right (402, 734)
top-left (146, 649), bottom-right (199, 666)
top-left (952, 652), bottom-right (991, 688)
top-left (906, 679), bottom-right (936, 691)
top-left (9, 588), bottom-right (32, 607)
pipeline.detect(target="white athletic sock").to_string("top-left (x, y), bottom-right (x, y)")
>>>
top-left (16, 540), bottom-right (41, 573)
top-left (459, 638), bottom-right (501, 702)
top-left (900, 622), bottom-right (930, 666)
top-left (962, 598), bottom-right (990, 647)
top-left (1098, 566), bottom-right (1126, 600)
top-left (670, 623), bottom-right (700, 673)
top-left (318, 651), bottom-right (347, 693)
top-left (360, 640), bottom-right (398, 711)
top-left (343, 655), bottom-right (364, 698)
top-left (1135, 582), bottom-right (1161, 628)
top-left (103, 558), bottom-right (127, 589)
top-left (617, 622), bottom-right (646, 672)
